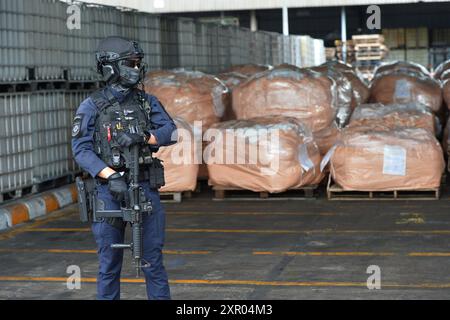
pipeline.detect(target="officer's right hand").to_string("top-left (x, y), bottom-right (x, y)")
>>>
top-left (107, 172), bottom-right (128, 202)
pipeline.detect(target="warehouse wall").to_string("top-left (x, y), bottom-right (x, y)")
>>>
top-left (0, 0), bottom-right (324, 82)
top-left (76, 0), bottom-right (447, 13)
top-left (0, 0), bottom-right (326, 199)
top-left (165, 2), bottom-right (450, 46)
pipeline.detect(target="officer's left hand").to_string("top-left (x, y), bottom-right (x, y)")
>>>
top-left (107, 172), bottom-right (128, 202)
top-left (116, 132), bottom-right (145, 148)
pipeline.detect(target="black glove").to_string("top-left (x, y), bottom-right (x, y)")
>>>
top-left (116, 132), bottom-right (145, 148)
top-left (108, 172), bottom-right (128, 202)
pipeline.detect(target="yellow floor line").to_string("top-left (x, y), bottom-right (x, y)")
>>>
top-left (256, 251), bottom-right (450, 257)
top-left (0, 248), bottom-right (211, 255)
top-left (408, 252), bottom-right (450, 257)
top-left (19, 227), bottom-right (450, 235)
top-left (0, 276), bottom-right (450, 289)
top-left (26, 228), bottom-right (90, 232)
top-left (253, 251), bottom-right (395, 257)
top-left (167, 228), bottom-right (450, 235)
top-left (2, 248), bottom-right (450, 258)
top-left (166, 211), bottom-right (339, 216)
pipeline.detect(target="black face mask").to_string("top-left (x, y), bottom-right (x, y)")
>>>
top-left (117, 59), bottom-right (146, 88)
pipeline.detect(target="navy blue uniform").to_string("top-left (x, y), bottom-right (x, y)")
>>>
top-left (71, 87), bottom-right (176, 300)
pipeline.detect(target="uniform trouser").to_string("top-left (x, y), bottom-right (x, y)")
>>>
top-left (92, 181), bottom-right (171, 300)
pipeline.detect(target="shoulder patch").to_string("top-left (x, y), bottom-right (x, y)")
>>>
top-left (72, 114), bottom-right (84, 138)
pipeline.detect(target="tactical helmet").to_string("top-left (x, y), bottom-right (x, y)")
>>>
top-left (95, 36), bottom-right (146, 87)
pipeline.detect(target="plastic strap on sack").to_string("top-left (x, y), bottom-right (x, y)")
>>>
top-left (434, 60), bottom-right (450, 80)
top-left (373, 67), bottom-right (432, 83)
top-left (440, 69), bottom-right (450, 82)
top-left (321, 60), bottom-right (354, 70)
top-left (350, 102), bottom-right (433, 123)
top-left (212, 116), bottom-right (313, 139)
top-left (373, 61), bottom-right (431, 78)
top-left (217, 72), bottom-right (248, 87)
top-left (211, 76), bottom-right (229, 118)
top-left (313, 68), bottom-right (353, 128)
top-left (320, 144), bottom-right (338, 173)
top-left (264, 68), bottom-right (307, 81)
top-left (225, 64), bottom-right (273, 77)
top-left (298, 144), bottom-right (314, 172)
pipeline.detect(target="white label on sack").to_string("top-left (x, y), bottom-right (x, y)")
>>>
top-left (395, 79), bottom-right (411, 101)
top-left (299, 144), bottom-right (314, 172)
top-left (383, 145), bottom-right (406, 176)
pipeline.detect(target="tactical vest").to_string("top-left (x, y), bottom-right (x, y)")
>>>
top-left (91, 88), bottom-right (153, 170)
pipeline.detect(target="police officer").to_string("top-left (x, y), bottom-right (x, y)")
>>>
top-left (71, 36), bottom-right (177, 300)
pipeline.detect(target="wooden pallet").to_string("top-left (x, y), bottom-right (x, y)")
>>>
top-left (327, 177), bottom-right (440, 200)
top-left (355, 44), bottom-right (387, 51)
top-left (356, 50), bottom-right (388, 58)
top-left (352, 34), bottom-right (385, 45)
top-left (160, 191), bottom-right (192, 203)
top-left (212, 185), bottom-right (318, 201)
top-left (355, 55), bottom-right (386, 61)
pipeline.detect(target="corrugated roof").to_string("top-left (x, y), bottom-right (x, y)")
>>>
top-left (77, 0), bottom-right (450, 13)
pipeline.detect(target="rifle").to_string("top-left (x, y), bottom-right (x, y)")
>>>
top-left (95, 144), bottom-right (152, 277)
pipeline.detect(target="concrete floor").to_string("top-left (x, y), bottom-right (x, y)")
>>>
top-left (1, 184), bottom-right (450, 300)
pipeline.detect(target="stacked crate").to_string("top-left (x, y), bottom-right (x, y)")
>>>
top-left (271, 33), bottom-right (285, 66)
top-left (313, 39), bottom-right (326, 66)
top-left (430, 28), bottom-right (450, 69)
top-left (405, 27), bottom-right (429, 68)
top-left (299, 36), bottom-right (314, 67)
top-left (0, 93), bottom-right (34, 197)
top-left (383, 28), bottom-right (406, 49)
top-left (383, 28), bottom-right (406, 63)
top-left (353, 34), bottom-right (388, 82)
top-left (177, 18), bottom-right (196, 70)
top-left (384, 28), bottom-right (429, 68)
top-left (287, 36), bottom-right (325, 68)
top-left (0, 0), bottom-right (29, 82)
top-left (0, 90), bottom-right (90, 200)
top-left (290, 36), bottom-right (302, 67)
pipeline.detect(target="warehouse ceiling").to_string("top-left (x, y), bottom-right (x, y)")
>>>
top-left (76, 0), bottom-right (450, 13)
